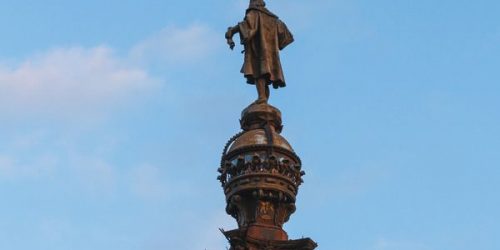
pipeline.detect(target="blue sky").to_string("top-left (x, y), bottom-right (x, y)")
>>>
top-left (0, 1), bottom-right (499, 249)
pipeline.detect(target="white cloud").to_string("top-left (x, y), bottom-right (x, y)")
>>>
top-left (0, 46), bottom-right (159, 119)
top-left (0, 22), bottom-right (237, 249)
top-left (130, 24), bottom-right (220, 66)
top-left (0, 23), bottom-right (220, 121)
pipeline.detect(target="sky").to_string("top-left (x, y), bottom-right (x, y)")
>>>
top-left (0, 0), bottom-right (499, 249)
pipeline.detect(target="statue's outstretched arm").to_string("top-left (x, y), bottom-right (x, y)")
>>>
top-left (226, 25), bottom-right (240, 50)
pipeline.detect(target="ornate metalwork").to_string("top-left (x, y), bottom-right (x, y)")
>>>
top-left (218, 103), bottom-right (316, 249)
top-left (218, 1), bottom-right (316, 249)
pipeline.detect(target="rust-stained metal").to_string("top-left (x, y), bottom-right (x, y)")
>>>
top-left (219, 1), bottom-right (316, 249)
top-left (218, 104), bottom-right (316, 250)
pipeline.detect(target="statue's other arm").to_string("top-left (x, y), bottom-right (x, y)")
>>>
top-left (277, 20), bottom-right (294, 50)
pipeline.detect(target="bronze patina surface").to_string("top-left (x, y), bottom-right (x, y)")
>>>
top-left (226, 0), bottom-right (294, 104)
top-left (218, 103), bottom-right (316, 249)
top-left (219, 1), bottom-right (316, 249)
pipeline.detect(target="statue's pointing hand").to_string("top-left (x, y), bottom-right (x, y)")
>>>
top-left (226, 27), bottom-right (236, 50)
top-left (227, 38), bottom-right (235, 50)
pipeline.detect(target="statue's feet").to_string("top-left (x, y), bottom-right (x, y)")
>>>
top-left (254, 98), bottom-right (268, 105)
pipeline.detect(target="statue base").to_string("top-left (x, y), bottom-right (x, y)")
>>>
top-left (219, 102), bottom-right (316, 250)
top-left (240, 102), bottom-right (283, 133)
top-left (222, 229), bottom-right (317, 250)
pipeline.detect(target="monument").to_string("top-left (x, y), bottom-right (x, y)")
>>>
top-left (218, 0), bottom-right (317, 249)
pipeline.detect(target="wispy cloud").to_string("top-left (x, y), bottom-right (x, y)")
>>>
top-left (0, 24), bottom-right (220, 121)
top-left (0, 23), bottom-right (227, 249)
top-left (130, 24), bottom-right (221, 66)
top-left (0, 23), bottom-right (222, 193)
top-left (0, 46), bottom-right (159, 119)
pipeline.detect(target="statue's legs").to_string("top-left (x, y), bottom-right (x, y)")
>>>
top-left (256, 78), bottom-right (269, 104)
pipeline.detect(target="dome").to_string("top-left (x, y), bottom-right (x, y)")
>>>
top-left (227, 128), bottom-right (294, 153)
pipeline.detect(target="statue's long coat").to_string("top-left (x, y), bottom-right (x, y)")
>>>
top-left (238, 7), bottom-right (294, 89)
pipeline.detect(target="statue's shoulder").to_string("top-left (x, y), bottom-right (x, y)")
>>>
top-left (247, 7), bottom-right (278, 19)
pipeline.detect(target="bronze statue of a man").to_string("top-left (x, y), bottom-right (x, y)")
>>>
top-left (226, 0), bottom-right (294, 104)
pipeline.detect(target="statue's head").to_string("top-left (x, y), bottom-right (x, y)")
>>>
top-left (249, 0), bottom-right (266, 8)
